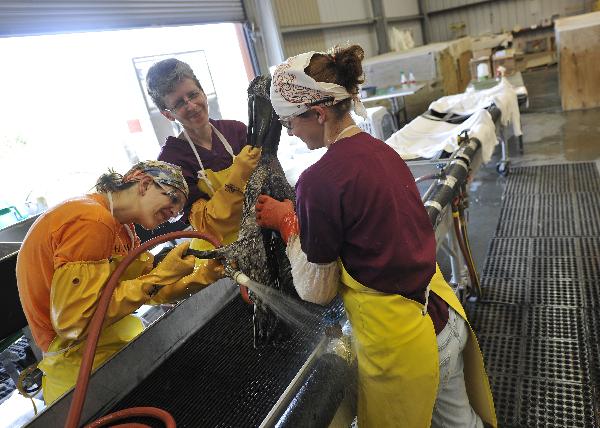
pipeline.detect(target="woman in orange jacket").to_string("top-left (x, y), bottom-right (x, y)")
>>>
top-left (16, 160), bottom-right (223, 404)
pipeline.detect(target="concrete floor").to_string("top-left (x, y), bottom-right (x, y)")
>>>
top-left (460, 65), bottom-right (600, 278)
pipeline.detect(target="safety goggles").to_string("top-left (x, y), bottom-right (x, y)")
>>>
top-left (155, 182), bottom-right (186, 222)
top-left (277, 96), bottom-right (334, 129)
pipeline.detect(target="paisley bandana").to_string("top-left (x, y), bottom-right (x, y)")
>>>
top-left (123, 160), bottom-right (189, 200)
top-left (270, 51), bottom-right (368, 120)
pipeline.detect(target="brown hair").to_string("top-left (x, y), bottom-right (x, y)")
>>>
top-left (304, 45), bottom-right (365, 117)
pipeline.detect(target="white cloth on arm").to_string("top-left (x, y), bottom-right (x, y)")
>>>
top-left (270, 51), bottom-right (368, 120)
top-left (285, 234), bottom-right (340, 305)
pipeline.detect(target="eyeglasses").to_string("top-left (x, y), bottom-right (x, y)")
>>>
top-left (165, 90), bottom-right (203, 113)
top-left (155, 183), bottom-right (185, 220)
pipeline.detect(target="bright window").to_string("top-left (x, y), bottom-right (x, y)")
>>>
top-left (0, 24), bottom-right (252, 227)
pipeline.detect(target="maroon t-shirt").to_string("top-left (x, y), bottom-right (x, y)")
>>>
top-left (157, 119), bottom-right (247, 221)
top-left (296, 132), bottom-right (449, 334)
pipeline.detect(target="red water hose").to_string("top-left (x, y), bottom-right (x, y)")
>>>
top-left (65, 231), bottom-right (222, 428)
top-left (84, 407), bottom-right (175, 428)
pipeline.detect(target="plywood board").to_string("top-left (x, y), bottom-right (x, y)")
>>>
top-left (439, 50), bottom-right (459, 95)
top-left (555, 11), bottom-right (600, 32)
top-left (557, 19), bottom-right (600, 111)
top-left (458, 50), bottom-right (473, 92)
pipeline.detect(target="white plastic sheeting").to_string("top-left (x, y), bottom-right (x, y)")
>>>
top-left (429, 77), bottom-right (522, 137)
top-left (385, 109), bottom-right (498, 163)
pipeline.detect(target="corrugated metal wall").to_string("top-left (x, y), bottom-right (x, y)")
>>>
top-left (274, 0), bottom-right (377, 56)
top-left (273, 0), bottom-right (588, 59)
top-left (274, 0), bottom-right (426, 57)
top-left (426, 0), bottom-right (590, 42)
top-left (385, 0), bottom-right (424, 46)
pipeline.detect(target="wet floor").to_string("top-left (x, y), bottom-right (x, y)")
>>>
top-left (461, 65), bottom-right (600, 427)
top-left (454, 65), bottom-right (600, 278)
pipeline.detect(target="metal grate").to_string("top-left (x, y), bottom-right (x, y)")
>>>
top-left (505, 169), bottom-right (539, 195)
top-left (576, 193), bottom-right (600, 219)
top-left (538, 194), bottom-right (576, 219)
top-left (531, 237), bottom-right (578, 257)
top-left (531, 257), bottom-right (578, 281)
top-left (582, 282), bottom-right (600, 308)
top-left (488, 376), bottom-right (521, 427)
top-left (528, 279), bottom-right (582, 307)
top-left (537, 220), bottom-right (579, 236)
top-left (522, 338), bottom-right (590, 383)
top-left (526, 306), bottom-right (585, 341)
top-left (481, 281), bottom-right (527, 304)
top-left (476, 163), bottom-right (600, 427)
top-left (579, 237), bottom-right (600, 258)
top-left (108, 297), bottom-right (344, 427)
top-left (468, 303), bottom-right (524, 336)
top-left (477, 335), bottom-right (523, 376)
top-left (580, 257), bottom-right (600, 281)
top-left (519, 379), bottom-right (597, 428)
top-left (483, 256), bottom-right (530, 279)
top-left (487, 238), bottom-right (531, 258)
top-left (495, 220), bottom-right (536, 237)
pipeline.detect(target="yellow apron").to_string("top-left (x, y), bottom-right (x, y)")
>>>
top-left (38, 315), bottom-right (143, 404)
top-left (184, 124), bottom-right (240, 254)
top-left (338, 262), bottom-right (496, 428)
top-left (37, 254), bottom-right (151, 404)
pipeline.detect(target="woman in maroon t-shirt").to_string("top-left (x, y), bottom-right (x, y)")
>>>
top-left (146, 58), bottom-right (260, 252)
top-left (255, 45), bottom-right (496, 428)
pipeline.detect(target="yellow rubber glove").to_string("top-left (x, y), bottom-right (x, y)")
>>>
top-left (189, 145), bottom-right (261, 241)
top-left (150, 258), bottom-right (225, 303)
top-left (138, 241), bottom-right (196, 293)
top-left (228, 145), bottom-right (261, 190)
top-left (50, 242), bottom-right (196, 342)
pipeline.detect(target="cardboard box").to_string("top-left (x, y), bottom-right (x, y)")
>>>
top-left (472, 48), bottom-right (492, 59)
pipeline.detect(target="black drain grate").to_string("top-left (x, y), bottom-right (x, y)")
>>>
top-left (531, 257), bottom-right (578, 281)
top-left (529, 279), bottom-right (581, 307)
top-left (583, 282), bottom-right (600, 308)
top-left (488, 376), bottom-right (520, 427)
top-left (538, 194), bottom-right (576, 219)
top-left (522, 338), bottom-right (590, 383)
top-left (487, 238), bottom-right (531, 258)
top-left (481, 280), bottom-right (527, 304)
top-left (576, 191), bottom-right (600, 218)
top-left (483, 256), bottom-right (530, 279)
top-left (108, 297), bottom-right (344, 427)
top-left (531, 237), bottom-right (578, 257)
top-left (519, 379), bottom-right (596, 428)
top-left (474, 163), bottom-right (600, 427)
top-left (526, 306), bottom-right (584, 340)
top-left (580, 237), bottom-right (600, 258)
top-left (581, 257), bottom-right (600, 281)
top-left (477, 335), bottom-right (523, 375)
top-left (468, 303), bottom-right (524, 336)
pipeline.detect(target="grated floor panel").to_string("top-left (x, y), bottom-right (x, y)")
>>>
top-left (106, 297), bottom-right (344, 427)
top-left (470, 163), bottom-right (600, 427)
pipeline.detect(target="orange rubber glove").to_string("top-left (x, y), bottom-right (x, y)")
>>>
top-left (255, 195), bottom-right (299, 243)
